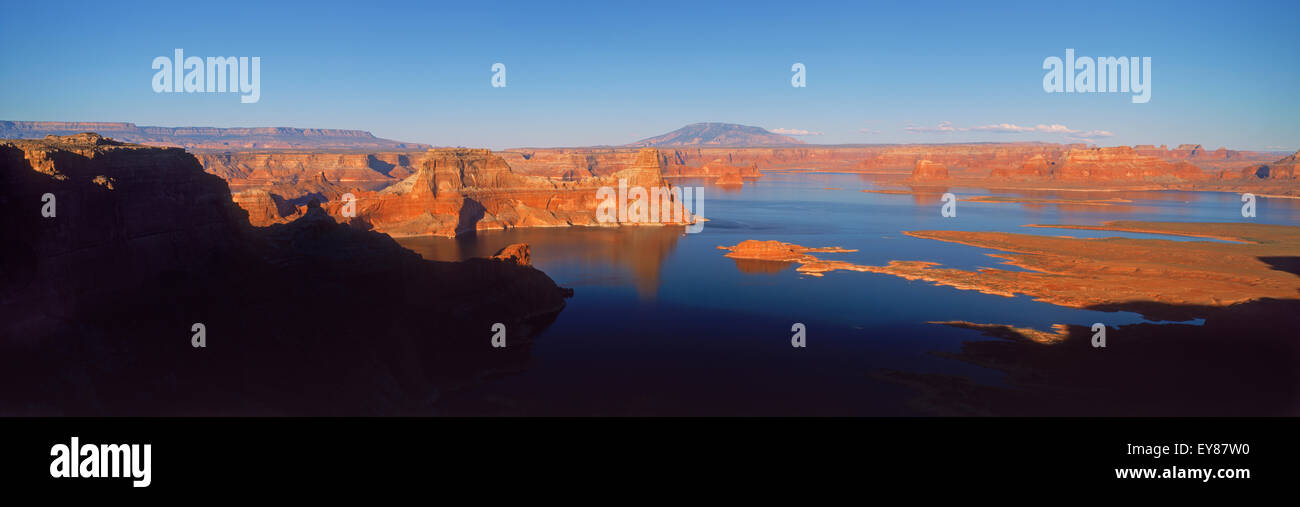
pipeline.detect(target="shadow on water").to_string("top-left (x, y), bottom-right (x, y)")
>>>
top-left (398, 226), bottom-right (686, 299)
top-left (881, 294), bottom-right (1300, 416)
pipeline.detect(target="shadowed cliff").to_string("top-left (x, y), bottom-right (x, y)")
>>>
top-left (0, 134), bottom-right (571, 415)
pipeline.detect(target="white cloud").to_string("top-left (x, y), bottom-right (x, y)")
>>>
top-left (858, 128), bottom-right (881, 134)
top-left (771, 128), bottom-right (823, 136)
top-left (906, 122), bottom-right (1115, 138)
top-left (904, 121), bottom-right (958, 133)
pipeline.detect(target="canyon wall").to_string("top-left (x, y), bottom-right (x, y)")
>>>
top-left (233, 147), bottom-right (697, 237)
top-left (987, 146), bottom-right (1206, 183)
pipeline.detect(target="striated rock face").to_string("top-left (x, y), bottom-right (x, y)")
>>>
top-left (243, 147), bottom-right (697, 237)
top-left (1242, 150), bottom-right (1300, 180)
top-left (0, 134), bottom-right (570, 415)
top-left (501, 148), bottom-right (763, 180)
top-left (910, 159), bottom-right (949, 181)
top-left (0, 121), bottom-right (430, 150)
top-left (491, 243), bottom-right (531, 266)
top-left (198, 151), bottom-right (421, 184)
top-left (991, 146), bottom-right (1206, 183)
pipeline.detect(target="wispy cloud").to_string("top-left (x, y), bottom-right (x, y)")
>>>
top-left (905, 122), bottom-right (1114, 139)
top-left (903, 121), bottom-right (958, 133)
top-left (771, 128), bottom-right (823, 136)
top-left (858, 128), bottom-right (881, 134)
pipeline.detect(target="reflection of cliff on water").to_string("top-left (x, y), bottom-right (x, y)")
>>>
top-left (729, 258), bottom-right (796, 274)
top-left (906, 186), bottom-right (949, 207)
top-left (397, 225), bottom-right (686, 299)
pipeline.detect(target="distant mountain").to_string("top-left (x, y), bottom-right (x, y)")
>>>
top-left (0, 121), bottom-right (430, 151)
top-left (628, 122), bottom-right (805, 147)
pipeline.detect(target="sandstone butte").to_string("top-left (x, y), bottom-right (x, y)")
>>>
top-left (911, 159), bottom-right (949, 180)
top-left (230, 147), bottom-right (702, 237)
top-left (721, 221), bottom-right (1300, 318)
top-left (0, 133), bottom-right (573, 415)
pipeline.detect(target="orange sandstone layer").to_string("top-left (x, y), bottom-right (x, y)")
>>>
top-left (876, 222), bottom-right (1300, 311)
top-left (234, 147), bottom-right (697, 237)
top-left (721, 221), bottom-right (1300, 313)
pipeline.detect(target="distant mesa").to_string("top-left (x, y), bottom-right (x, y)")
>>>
top-left (628, 122), bottom-right (805, 147)
top-left (0, 121), bottom-right (430, 151)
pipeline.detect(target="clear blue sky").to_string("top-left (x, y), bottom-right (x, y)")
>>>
top-left (2, 0), bottom-right (1296, 150)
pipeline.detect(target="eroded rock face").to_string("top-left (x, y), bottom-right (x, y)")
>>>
top-left (198, 151), bottom-right (421, 184)
top-left (1242, 150), bottom-right (1300, 180)
top-left (491, 243), bottom-right (531, 266)
top-left (991, 146), bottom-right (1207, 183)
top-left (239, 147), bottom-right (697, 237)
top-left (0, 134), bottom-right (570, 415)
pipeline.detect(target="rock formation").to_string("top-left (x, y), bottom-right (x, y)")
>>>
top-left (910, 159), bottom-right (949, 181)
top-left (237, 147), bottom-right (697, 237)
top-left (718, 240), bottom-right (867, 277)
top-left (1241, 150), bottom-right (1300, 180)
top-left (491, 243), bottom-right (531, 266)
top-left (990, 146), bottom-right (1206, 183)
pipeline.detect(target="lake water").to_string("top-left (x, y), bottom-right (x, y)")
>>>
top-left (397, 173), bottom-right (1300, 415)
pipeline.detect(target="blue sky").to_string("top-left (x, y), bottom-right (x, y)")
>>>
top-left (2, 0), bottom-right (1296, 150)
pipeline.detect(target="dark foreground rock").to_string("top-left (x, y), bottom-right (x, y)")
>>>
top-left (0, 134), bottom-right (570, 415)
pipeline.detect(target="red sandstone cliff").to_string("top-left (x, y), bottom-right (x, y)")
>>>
top-left (235, 147), bottom-right (697, 237)
top-left (990, 146), bottom-right (1207, 183)
top-left (1241, 150), bottom-right (1300, 180)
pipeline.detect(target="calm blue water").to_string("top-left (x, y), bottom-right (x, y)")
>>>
top-left (398, 173), bottom-right (1300, 415)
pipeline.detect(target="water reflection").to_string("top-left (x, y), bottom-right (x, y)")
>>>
top-left (397, 226), bottom-right (685, 299)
